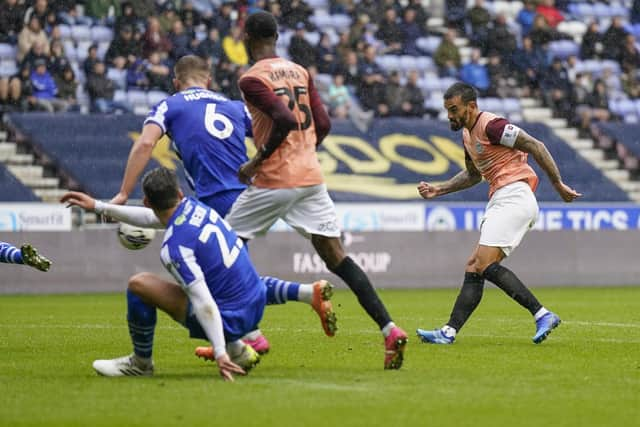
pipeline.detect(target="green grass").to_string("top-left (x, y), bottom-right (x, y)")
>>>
top-left (1, 287), bottom-right (639, 427)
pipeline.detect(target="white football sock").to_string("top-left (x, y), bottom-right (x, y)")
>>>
top-left (534, 307), bottom-right (550, 321)
top-left (441, 325), bottom-right (457, 338)
top-left (297, 284), bottom-right (314, 304)
top-left (381, 322), bottom-right (396, 337)
top-left (243, 329), bottom-right (263, 341)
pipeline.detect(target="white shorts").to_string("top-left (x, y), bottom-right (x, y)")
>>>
top-left (479, 181), bottom-right (539, 257)
top-left (225, 184), bottom-right (341, 240)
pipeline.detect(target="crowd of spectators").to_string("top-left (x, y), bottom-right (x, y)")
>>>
top-left (0, 0), bottom-right (639, 132)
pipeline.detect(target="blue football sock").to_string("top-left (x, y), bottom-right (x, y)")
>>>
top-left (0, 242), bottom-right (23, 264)
top-left (126, 289), bottom-right (157, 359)
top-left (262, 276), bottom-right (301, 305)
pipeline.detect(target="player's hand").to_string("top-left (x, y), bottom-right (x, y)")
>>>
top-left (554, 181), bottom-right (582, 202)
top-left (60, 191), bottom-right (96, 211)
top-left (215, 353), bottom-right (246, 382)
top-left (109, 192), bottom-right (128, 205)
top-left (417, 181), bottom-right (442, 199)
top-left (238, 157), bottom-right (261, 185)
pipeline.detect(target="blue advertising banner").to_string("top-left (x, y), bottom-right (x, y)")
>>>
top-left (425, 203), bottom-right (640, 231)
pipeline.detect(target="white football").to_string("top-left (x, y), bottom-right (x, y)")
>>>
top-left (117, 222), bottom-right (156, 250)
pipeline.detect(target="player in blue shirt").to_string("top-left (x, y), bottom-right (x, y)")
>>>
top-left (0, 241), bottom-right (51, 271)
top-left (62, 168), bottom-right (332, 380)
top-left (109, 55), bottom-right (335, 354)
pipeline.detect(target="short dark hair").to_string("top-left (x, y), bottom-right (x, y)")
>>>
top-left (245, 11), bottom-right (278, 39)
top-left (142, 168), bottom-right (180, 211)
top-left (443, 82), bottom-right (478, 104)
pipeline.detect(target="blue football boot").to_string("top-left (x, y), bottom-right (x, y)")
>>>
top-left (416, 328), bottom-right (455, 344)
top-left (532, 312), bottom-right (561, 344)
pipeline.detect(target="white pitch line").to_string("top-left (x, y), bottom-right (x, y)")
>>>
top-left (242, 378), bottom-right (372, 392)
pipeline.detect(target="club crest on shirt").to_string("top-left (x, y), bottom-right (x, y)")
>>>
top-left (475, 139), bottom-right (484, 154)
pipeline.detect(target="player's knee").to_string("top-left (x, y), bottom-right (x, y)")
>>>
top-left (128, 272), bottom-right (153, 295)
top-left (466, 259), bottom-right (485, 275)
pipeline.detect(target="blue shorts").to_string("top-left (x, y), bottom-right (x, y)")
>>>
top-left (199, 189), bottom-right (244, 218)
top-left (184, 290), bottom-right (266, 342)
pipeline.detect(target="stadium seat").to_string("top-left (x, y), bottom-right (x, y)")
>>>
top-left (113, 90), bottom-right (127, 103)
top-left (90, 26), bottom-right (113, 43)
top-left (76, 41), bottom-right (93, 61)
top-left (416, 37), bottom-right (441, 55)
top-left (0, 60), bottom-right (17, 77)
top-left (0, 44), bottom-right (16, 60)
top-left (106, 68), bottom-right (127, 90)
top-left (57, 24), bottom-right (72, 40)
top-left (147, 90), bottom-right (168, 106)
top-left (97, 42), bottom-right (109, 60)
top-left (303, 31), bottom-right (320, 46)
top-left (71, 25), bottom-right (92, 42)
top-left (331, 14), bottom-right (352, 31)
top-left (502, 98), bottom-right (521, 113)
top-left (127, 90), bottom-right (148, 107)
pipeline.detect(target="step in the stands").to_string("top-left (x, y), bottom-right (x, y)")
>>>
top-left (0, 131), bottom-right (8, 142)
top-left (554, 128), bottom-right (579, 140)
top-left (545, 118), bottom-right (568, 128)
top-left (0, 142), bottom-right (17, 161)
top-left (579, 149), bottom-right (605, 162)
top-left (34, 188), bottom-right (68, 202)
top-left (6, 153), bottom-right (34, 165)
top-left (19, 177), bottom-right (59, 188)
top-left (604, 169), bottom-right (631, 182)
top-left (593, 159), bottom-right (620, 170)
top-left (523, 108), bottom-right (552, 121)
top-left (7, 164), bottom-right (43, 178)
top-left (566, 139), bottom-right (593, 150)
top-left (520, 98), bottom-right (540, 108)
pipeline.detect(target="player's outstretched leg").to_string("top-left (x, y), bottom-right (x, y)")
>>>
top-left (0, 242), bottom-right (51, 271)
top-left (417, 272), bottom-right (485, 345)
top-left (483, 262), bottom-right (561, 343)
top-left (262, 276), bottom-right (337, 336)
top-left (312, 235), bottom-right (407, 369)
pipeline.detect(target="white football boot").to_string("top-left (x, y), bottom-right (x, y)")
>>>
top-left (92, 354), bottom-right (154, 377)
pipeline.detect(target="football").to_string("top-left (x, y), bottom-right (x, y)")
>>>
top-left (117, 222), bottom-right (156, 250)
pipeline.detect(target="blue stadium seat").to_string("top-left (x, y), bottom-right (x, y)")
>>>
top-left (106, 68), bottom-right (127, 90)
top-left (147, 90), bottom-right (168, 106)
top-left (57, 24), bottom-right (72, 40)
top-left (90, 26), bottom-right (113, 43)
top-left (416, 36), bottom-right (441, 55)
top-left (0, 60), bottom-right (17, 78)
top-left (0, 44), bottom-right (16, 60)
top-left (71, 25), bottom-right (91, 42)
top-left (502, 98), bottom-right (521, 113)
top-left (0, 163), bottom-right (39, 201)
top-left (127, 90), bottom-right (147, 107)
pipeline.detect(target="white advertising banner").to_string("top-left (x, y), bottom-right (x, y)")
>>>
top-left (0, 203), bottom-right (72, 231)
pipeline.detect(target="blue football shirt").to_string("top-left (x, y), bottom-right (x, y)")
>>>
top-left (160, 197), bottom-right (263, 310)
top-left (144, 88), bottom-right (252, 202)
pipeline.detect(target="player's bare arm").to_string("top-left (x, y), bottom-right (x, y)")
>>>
top-left (513, 131), bottom-right (582, 202)
top-left (418, 151), bottom-right (481, 199)
top-left (111, 123), bottom-right (163, 204)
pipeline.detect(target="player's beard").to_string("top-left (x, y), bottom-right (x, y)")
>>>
top-left (449, 119), bottom-right (463, 131)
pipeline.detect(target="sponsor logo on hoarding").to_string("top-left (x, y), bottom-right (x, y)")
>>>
top-left (0, 204), bottom-right (72, 231)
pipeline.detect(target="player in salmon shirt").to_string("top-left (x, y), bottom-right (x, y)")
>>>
top-left (226, 11), bottom-right (408, 369)
top-left (417, 82), bottom-right (581, 345)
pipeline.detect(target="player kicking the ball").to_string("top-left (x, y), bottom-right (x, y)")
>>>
top-left (416, 83), bottom-right (581, 345)
top-left (0, 241), bottom-right (51, 271)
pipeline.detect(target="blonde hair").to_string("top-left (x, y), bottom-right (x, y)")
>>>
top-left (174, 55), bottom-right (210, 85)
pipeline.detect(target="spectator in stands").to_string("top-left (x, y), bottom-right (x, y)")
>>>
top-left (379, 70), bottom-right (402, 117)
top-left (338, 49), bottom-right (360, 87)
top-left (208, 1), bottom-right (234, 38)
top-left (357, 44), bottom-right (387, 113)
top-left (400, 69), bottom-right (426, 117)
top-left (106, 24), bottom-right (142, 70)
top-left (54, 65), bottom-right (79, 112)
top-left (353, 0), bottom-right (377, 22)
top-left (83, 44), bottom-right (99, 77)
top-left (620, 34), bottom-right (640, 74)
top-left (14, 63), bottom-right (33, 111)
top-left (445, 0), bottom-right (467, 34)
top-left (87, 61), bottom-right (131, 113)
top-left (516, 0), bottom-right (537, 36)
top-left (222, 25), bottom-right (248, 67)
top-left (48, 39), bottom-right (69, 79)
top-left (142, 17), bottom-right (172, 60)
top-left (30, 58), bottom-right (67, 112)
top-left (467, 0), bottom-right (491, 50)
top-left (401, 8), bottom-right (423, 56)
top-left (602, 17), bottom-right (629, 61)
top-left (460, 48), bottom-right (490, 96)
top-left (536, 0), bottom-right (564, 29)
top-left (288, 23), bottom-right (315, 68)
top-left (24, 0), bottom-right (57, 31)
top-left (21, 40), bottom-right (49, 71)
top-left (348, 14), bottom-right (369, 51)
top-left (114, 2), bottom-right (140, 36)
top-left (131, 0), bottom-right (155, 20)
top-left (377, 8), bottom-right (403, 55)
top-left (17, 15), bottom-right (49, 63)
top-left (168, 20), bottom-right (194, 63)
top-left (529, 14), bottom-right (555, 48)
top-left (487, 52), bottom-right (515, 98)
top-left (434, 29), bottom-right (461, 78)
top-left (486, 14), bottom-right (518, 61)
top-left (196, 28), bottom-right (223, 67)
top-left (512, 36), bottom-right (546, 96)
top-left (126, 58), bottom-right (150, 90)
top-left (146, 51), bottom-right (172, 93)
top-left (180, 1), bottom-right (201, 35)
top-left (158, 3), bottom-right (180, 34)
top-left (0, 0), bottom-right (25, 44)
top-left (578, 79), bottom-right (611, 129)
top-left (316, 32), bottom-right (337, 74)
top-left (633, 0), bottom-right (640, 25)
top-left (541, 57), bottom-right (573, 120)
top-left (572, 72), bottom-right (592, 108)
top-left (405, 0), bottom-right (430, 35)
top-left (328, 73), bottom-right (350, 119)
top-left (580, 22), bottom-right (601, 60)
top-left (85, 0), bottom-right (120, 27)
top-left (57, 1), bottom-right (93, 26)
top-left (281, 0), bottom-right (314, 30)
top-left (622, 70), bottom-right (640, 98)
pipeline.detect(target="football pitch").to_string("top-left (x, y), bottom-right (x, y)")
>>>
top-left (1, 287), bottom-right (638, 427)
